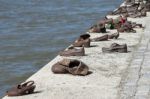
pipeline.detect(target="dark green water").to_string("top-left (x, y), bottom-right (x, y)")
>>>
top-left (0, 0), bottom-right (122, 97)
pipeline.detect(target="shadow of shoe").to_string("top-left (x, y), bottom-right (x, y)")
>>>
top-left (116, 38), bottom-right (126, 40)
top-left (33, 91), bottom-right (43, 94)
top-left (87, 71), bottom-right (93, 75)
top-left (24, 90), bottom-right (43, 96)
top-left (90, 45), bottom-right (98, 47)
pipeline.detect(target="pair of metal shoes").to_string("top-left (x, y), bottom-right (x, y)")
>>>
top-left (124, 0), bottom-right (136, 5)
top-left (117, 22), bottom-right (136, 33)
top-left (73, 34), bottom-right (91, 47)
top-left (102, 43), bottom-right (128, 53)
top-left (51, 59), bottom-right (89, 76)
top-left (59, 34), bottom-right (90, 57)
top-left (126, 10), bottom-right (146, 18)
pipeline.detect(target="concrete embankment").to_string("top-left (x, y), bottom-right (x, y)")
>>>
top-left (3, 3), bottom-right (150, 99)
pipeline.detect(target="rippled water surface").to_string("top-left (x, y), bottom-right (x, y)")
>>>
top-left (0, 0), bottom-right (122, 97)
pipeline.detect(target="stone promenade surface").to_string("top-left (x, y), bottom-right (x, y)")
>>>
top-left (3, 12), bottom-right (150, 99)
top-left (119, 15), bottom-right (150, 99)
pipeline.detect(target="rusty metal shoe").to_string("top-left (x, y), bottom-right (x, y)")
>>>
top-left (73, 38), bottom-right (90, 47)
top-left (51, 62), bottom-right (69, 74)
top-left (131, 22), bottom-right (143, 28)
top-left (59, 47), bottom-right (85, 56)
top-left (66, 59), bottom-right (89, 76)
top-left (126, 4), bottom-right (139, 13)
top-left (118, 22), bottom-right (136, 33)
top-left (129, 10), bottom-right (146, 18)
top-left (88, 23), bottom-right (106, 33)
top-left (125, 0), bottom-right (135, 5)
top-left (51, 59), bottom-right (89, 76)
top-left (111, 6), bottom-right (127, 15)
top-left (102, 43), bottom-right (128, 53)
top-left (6, 81), bottom-right (36, 96)
top-left (91, 34), bottom-right (108, 41)
top-left (88, 25), bottom-right (101, 33)
top-left (108, 32), bottom-right (119, 39)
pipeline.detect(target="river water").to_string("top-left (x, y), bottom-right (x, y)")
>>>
top-left (0, 0), bottom-right (122, 97)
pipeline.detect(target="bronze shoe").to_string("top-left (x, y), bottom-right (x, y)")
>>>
top-left (125, 0), bottom-right (135, 5)
top-left (59, 47), bottom-right (85, 56)
top-left (111, 6), bottom-right (127, 15)
top-left (108, 32), bottom-right (119, 39)
top-left (127, 6), bottom-right (138, 13)
top-left (88, 25), bottom-right (101, 33)
top-left (6, 81), bottom-right (36, 96)
top-left (88, 23), bottom-right (106, 33)
top-left (129, 10), bottom-right (146, 18)
top-left (91, 34), bottom-right (108, 41)
top-left (73, 38), bottom-right (90, 47)
top-left (120, 22), bottom-right (136, 33)
top-left (66, 60), bottom-right (89, 76)
top-left (102, 43), bottom-right (128, 53)
top-left (51, 62), bottom-right (69, 74)
top-left (132, 22), bottom-right (143, 28)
